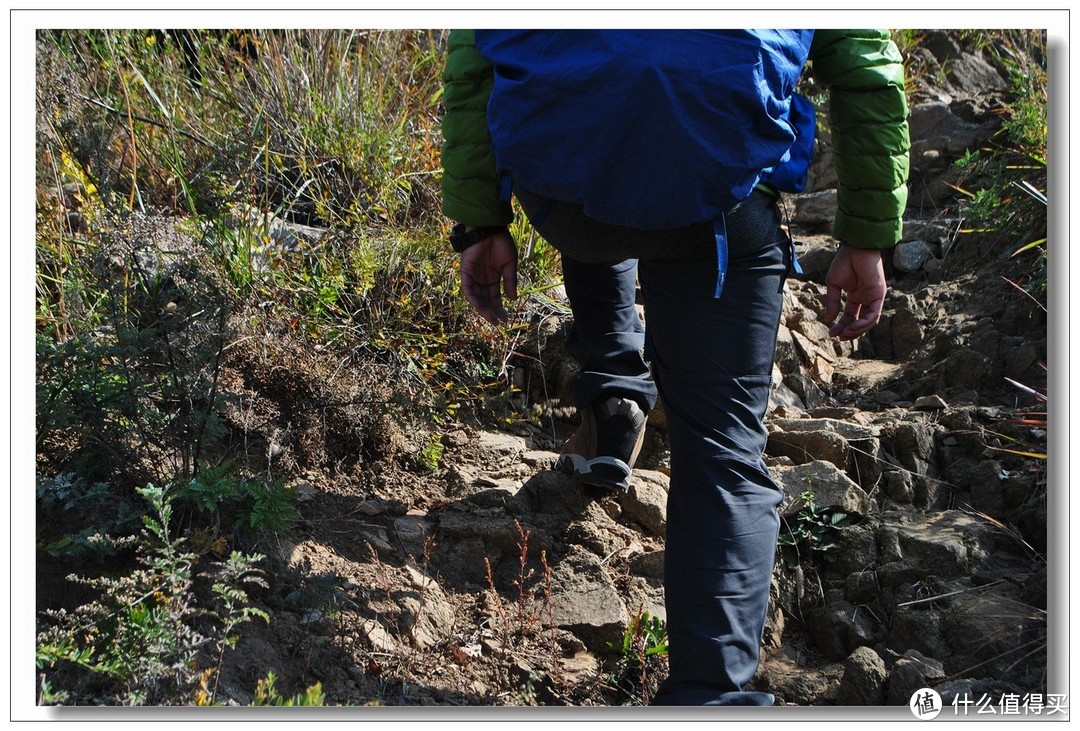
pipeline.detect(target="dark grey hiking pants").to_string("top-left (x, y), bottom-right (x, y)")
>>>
top-left (519, 187), bottom-right (791, 706)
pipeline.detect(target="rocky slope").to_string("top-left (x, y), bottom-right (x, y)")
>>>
top-left (38, 31), bottom-right (1048, 709)
top-left (191, 31), bottom-right (1049, 708)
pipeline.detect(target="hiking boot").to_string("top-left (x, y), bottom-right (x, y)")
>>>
top-left (556, 395), bottom-right (648, 492)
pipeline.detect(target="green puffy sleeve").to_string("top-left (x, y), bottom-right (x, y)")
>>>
top-left (441, 29), bottom-right (514, 226)
top-left (810, 29), bottom-right (911, 248)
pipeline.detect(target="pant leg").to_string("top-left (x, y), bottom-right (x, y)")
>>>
top-left (518, 187), bottom-right (659, 412)
top-left (641, 200), bottom-right (790, 706)
top-left (559, 254), bottom-right (657, 412)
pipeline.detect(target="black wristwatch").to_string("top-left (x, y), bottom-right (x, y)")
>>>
top-left (449, 224), bottom-right (508, 253)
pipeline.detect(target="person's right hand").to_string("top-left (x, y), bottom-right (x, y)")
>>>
top-left (459, 229), bottom-right (518, 325)
top-left (823, 244), bottom-right (887, 340)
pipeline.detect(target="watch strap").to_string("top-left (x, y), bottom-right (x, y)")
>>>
top-left (450, 224), bottom-right (508, 253)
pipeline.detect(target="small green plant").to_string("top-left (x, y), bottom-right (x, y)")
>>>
top-left (607, 608), bottom-right (669, 706)
top-left (36, 472), bottom-right (143, 561)
top-left (418, 437), bottom-right (445, 473)
top-left (174, 467), bottom-right (298, 536)
top-left (200, 551), bottom-right (271, 705)
top-left (250, 672), bottom-right (326, 706)
top-left (36, 484), bottom-right (270, 706)
top-left (778, 490), bottom-right (851, 568)
top-left (244, 478), bottom-right (299, 534)
top-left (512, 671), bottom-right (543, 706)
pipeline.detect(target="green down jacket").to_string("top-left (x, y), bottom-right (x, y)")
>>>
top-left (441, 29), bottom-right (910, 249)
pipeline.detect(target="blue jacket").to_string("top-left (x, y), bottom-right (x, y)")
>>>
top-left (475, 29), bottom-right (816, 230)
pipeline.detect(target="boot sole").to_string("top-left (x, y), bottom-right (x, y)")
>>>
top-left (557, 453), bottom-right (632, 493)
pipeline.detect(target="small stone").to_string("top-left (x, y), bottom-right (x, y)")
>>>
top-left (293, 481), bottom-right (319, 502)
top-left (913, 395), bottom-right (948, 411)
top-left (893, 240), bottom-right (936, 273)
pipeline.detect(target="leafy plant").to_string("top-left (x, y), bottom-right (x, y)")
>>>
top-left (198, 551), bottom-right (270, 705)
top-left (778, 490), bottom-right (851, 568)
top-left (243, 479), bottom-right (298, 534)
top-left (173, 466), bottom-right (298, 536)
top-left (251, 672), bottom-right (326, 706)
top-left (36, 484), bottom-right (270, 706)
top-left (418, 437), bottom-right (445, 473)
top-left (36, 472), bottom-right (144, 561)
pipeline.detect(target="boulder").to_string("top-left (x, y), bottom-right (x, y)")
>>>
top-left (838, 646), bottom-right (888, 705)
top-left (774, 460), bottom-right (874, 517)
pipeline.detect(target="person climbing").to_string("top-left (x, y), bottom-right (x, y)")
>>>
top-left (441, 28), bottom-right (909, 706)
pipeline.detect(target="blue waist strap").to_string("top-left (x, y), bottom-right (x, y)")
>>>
top-left (712, 196), bottom-right (803, 300)
top-left (713, 215), bottom-right (728, 298)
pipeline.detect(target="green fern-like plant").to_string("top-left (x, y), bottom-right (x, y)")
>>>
top-left (36, 484), bottom-right (272, 705)
top-left (244, 479), bottom-right (298, 534)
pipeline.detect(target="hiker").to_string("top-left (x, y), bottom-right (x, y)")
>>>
top-left (441, 29), bottom-right (909, 705)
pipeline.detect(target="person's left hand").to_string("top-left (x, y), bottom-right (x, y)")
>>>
top-left (459, 229), bottom-right (518, 325)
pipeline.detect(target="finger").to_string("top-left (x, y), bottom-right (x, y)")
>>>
top-left (829, 313), bottom-right (854, 339)
top-left (462, 276), bottom-right (498, 325)
top-left (843, 296), bottom-right (884, 338)
top-left (829, 299), bottom-right (862, 339)
top-left (502, 263), bottom-right (518, 302)
top-left (823, 283), bottom-right (843, 325)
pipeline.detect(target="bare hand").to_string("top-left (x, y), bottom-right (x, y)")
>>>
top-left (460, 230), bottom-right (518, 325)
top-left (823, 244), bottom-right (887, 340)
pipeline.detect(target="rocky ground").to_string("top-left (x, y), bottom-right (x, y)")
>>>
top-left (202, 237), bottom-right (1047, 707)
top-left (38, 31), bottom-right (1051, 709)
top-left (202, 34), bottom-right (1049, 707)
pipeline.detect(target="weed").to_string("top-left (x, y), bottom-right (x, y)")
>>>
top-left (36, 472), bottom-right (142, 562)
top-left (778, 490), bottom-right (851, 569)
top-left (367, 542), bottom-right (401, 634)
top-left (36, 484), bottom-right (269, 705)
top-left (606, 607), bottom-right (669, 706)
top-left (512, 521), bottom-right (540, 638)
top-left (243, 478), bottom-right (299, 535)
top-left (480, 523), bottom-right (546, 650)
top-left (541, 550), bottom-right (558, 674)
top-left (405, 527), bottom-right (439, 646)
top-left (173, 465), bottom-right (298, 538)
top-left (418, 438), bottom-right (445, 473)
top-left (200, 551), bottom-right (271, 704)
top-left (251, 672), bottom-right (326, 706)
top-left (512, 670), bottom-right (543, 706)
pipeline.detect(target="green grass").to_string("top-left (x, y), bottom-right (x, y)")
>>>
top-left (35, 28), bottom-right (563, 706)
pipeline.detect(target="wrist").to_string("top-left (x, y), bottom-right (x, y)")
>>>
top-left (449, 223), bottom-right (508, 253)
